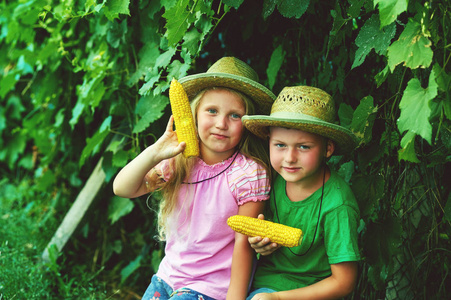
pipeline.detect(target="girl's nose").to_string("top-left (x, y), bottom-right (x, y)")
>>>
top-left (284, 148), bottom-right (298, 163)
top-left (215, 116), bottom-right (228, 129)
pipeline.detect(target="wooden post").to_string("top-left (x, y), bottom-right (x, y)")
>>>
top-left (42, 157), bottom-right (106, 262)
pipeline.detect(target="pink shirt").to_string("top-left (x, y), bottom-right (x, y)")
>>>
top-left (155, 153), bottom-right (270, 299)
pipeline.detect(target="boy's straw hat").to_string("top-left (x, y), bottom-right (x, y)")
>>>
top-left (242, 86), bottom-right (359, 155)
top-left (179, 57), bottom-right (276, 114)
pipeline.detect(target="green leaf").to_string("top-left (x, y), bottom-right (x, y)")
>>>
top-left (69, 101), bottom-right (85, 129)
top-left (352, 15), bottom-right (396, 69)
top-left (387, 20), bottom-right (433, 71)
top-left (133, 94), bottom-right (169, 133)
top-left (163, 0), bottom-right (192, 46)
top-left (127, 43), bottom-right (160, 87)
top-left (374, 0), bottom-right (408, 28)
top-left (375, 65), bottom-right (390, 87)
top-left (36, 169), bottom-right (56, 192)
top-left (167, 60), bottom-right (190, 82)
top-left (120, 254), bottom-right (142, 284)
top-left (351, 96), bottom-right (378, 145)
top-left (444, 193), bottom-right (451, 222)
top-left (337, 161), bottom-right (354, 183)
top-left (0, 73), bottom-right (18, 99)
top-left (338, 103), bottom-right (354, 128)
top-left (328, 4), bottom-right (348, 50)
top-left (183, 28), bottom-right (202, 55)
top-left (106, 20), bottom-right (128, 49)
top-left (398, 131), bottom-right (420, 163)
top-left (155, 47), bottom-right (177, 69)
top-left (79, 118), bottom-right (111, 168)
top-left (104, 0), bottom-right (130, 21)
top-left (262, 0), bottom-right (277, 19)
top-left (348, 0), bottom-right (365, 18)
top-left (112, 149), bottom-right (129, 167)
top-left (432, 63), bottom-right (451, 93)
top-left (397, 70), bottom-right (438, 145)
top-left (108, 196), bottom-right (135, 225)
top-left (352, 174), bottom-right (385, 219)
top-left (276, 0), bottom-right (310, 19)
top-left (266, 45), bottom-right (285, 90)
top-left (0, 131), bottom-right (27, 168)
top-left (223, 0), bottom-right (244, 9)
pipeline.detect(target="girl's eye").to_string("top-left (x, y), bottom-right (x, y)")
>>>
top-left (231, 113), bottom-right (241, 119)
top-left (207, 108), bottom-right (217, 114)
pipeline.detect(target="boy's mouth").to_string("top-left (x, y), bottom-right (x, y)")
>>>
top-left (282, 166), bottom-right (301, 173)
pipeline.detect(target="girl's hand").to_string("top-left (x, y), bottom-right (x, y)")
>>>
top-left (153, 115), bottom-right (188, 160)
top-left (248, 214), bottom-right (281, 256)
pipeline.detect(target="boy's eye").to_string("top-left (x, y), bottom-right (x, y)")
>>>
top-left (275, 143), bottom-right (286, 148)
top-left (299, 145), bottom-right (310, 150)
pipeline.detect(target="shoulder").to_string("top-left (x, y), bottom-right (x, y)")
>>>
top-left (227, 153), bottom-right (270, 204)
top-left (228, 153), bottom-right (268, 178)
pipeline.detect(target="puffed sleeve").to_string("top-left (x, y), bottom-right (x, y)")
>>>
top-left (227, 154), bottom-right (271, 205)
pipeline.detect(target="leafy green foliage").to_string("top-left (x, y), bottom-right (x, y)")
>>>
top-left (387, 19), bottom-right (434, 71)
top-left (1, 0), bottom-right (450, 299)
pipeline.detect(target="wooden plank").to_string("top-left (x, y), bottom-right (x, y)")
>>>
top-left (42, 157), bottom-right (106, 262)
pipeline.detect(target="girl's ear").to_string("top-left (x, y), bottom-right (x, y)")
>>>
top-left (325, 139), bottom-right (335, 158)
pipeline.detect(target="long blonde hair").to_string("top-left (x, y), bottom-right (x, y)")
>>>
top-left (156, 87), bottom-right (270, 240)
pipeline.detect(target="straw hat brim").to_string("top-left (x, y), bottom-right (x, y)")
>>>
top-left (242, 114), bottom-right (359, 155)
top-left (179, 73), bottom-right (276, 114)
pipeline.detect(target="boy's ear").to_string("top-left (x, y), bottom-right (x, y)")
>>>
top-left (325, 140), bottom-right (335, 158)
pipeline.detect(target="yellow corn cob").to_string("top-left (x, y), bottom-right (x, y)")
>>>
top-left (169, 78), bottom-right (199, 158)
top-left (227, 215), bottom-right (303, 248)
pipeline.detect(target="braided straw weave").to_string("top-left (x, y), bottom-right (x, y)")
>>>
top-left (178, 57), bottom-right (275, 114)
top-left (242, 86), bottom-right (359, 155)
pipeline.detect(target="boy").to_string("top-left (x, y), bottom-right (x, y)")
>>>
top-left (242, 86), bottom-right (361, 300)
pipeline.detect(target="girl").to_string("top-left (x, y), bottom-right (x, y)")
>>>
top-left (113, 57), bottom-right (276, 300)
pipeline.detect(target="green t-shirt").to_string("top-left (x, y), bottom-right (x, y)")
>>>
top-left (252, 171), bottom-right (361, 291)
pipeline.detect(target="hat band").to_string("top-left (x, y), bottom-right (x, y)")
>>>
top-left (270, 111), bottom-right (334, 124)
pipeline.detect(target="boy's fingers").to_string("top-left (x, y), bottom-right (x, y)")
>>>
top-left (248, 236), bottom-right (262, 245)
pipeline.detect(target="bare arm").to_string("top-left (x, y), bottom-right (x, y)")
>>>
top-left (227, 201), bottom-right (266, 300)
top-left (250, 261), bottom-right (358, 300)
top-left (112, 116), bottom-right (186, 198)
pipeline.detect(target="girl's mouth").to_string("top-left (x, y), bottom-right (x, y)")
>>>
top-left (211, 133), bottom-right (228, 139)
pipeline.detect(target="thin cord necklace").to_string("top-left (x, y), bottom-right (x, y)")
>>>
top-left (273, 165), bottom-right (326, 256)
top-left (182, 147), bottom-right (241, 184)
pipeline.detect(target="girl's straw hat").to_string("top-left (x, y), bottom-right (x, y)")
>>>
top-left (242, 86), bottom-right (359, 155)
top-left (179, 57), bottom-right (276, 114)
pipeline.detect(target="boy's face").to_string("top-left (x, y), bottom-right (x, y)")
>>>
top-left (269, 127), bottom-right (334, 187)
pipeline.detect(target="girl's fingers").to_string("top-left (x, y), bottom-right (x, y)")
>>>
top-left (166, 115), bottom-right (175, 132)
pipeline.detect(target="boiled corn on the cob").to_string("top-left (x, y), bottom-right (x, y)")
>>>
top-left (227, 215), bottom-right (303, 248)
top-left (169, 78), bottom-right (199, 158)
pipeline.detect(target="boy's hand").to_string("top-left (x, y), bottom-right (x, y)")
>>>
top-left (154, 115), bottom-right (187, 160)
top-left (250, 293), bottom-right (279, 300)
top-left (248, 214), bottom-right (281, 256)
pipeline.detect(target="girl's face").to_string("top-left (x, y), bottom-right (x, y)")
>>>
top-left (196, 89), bottom-right (246, 164)
top-left (269, 127), bottom-right (334, 189)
